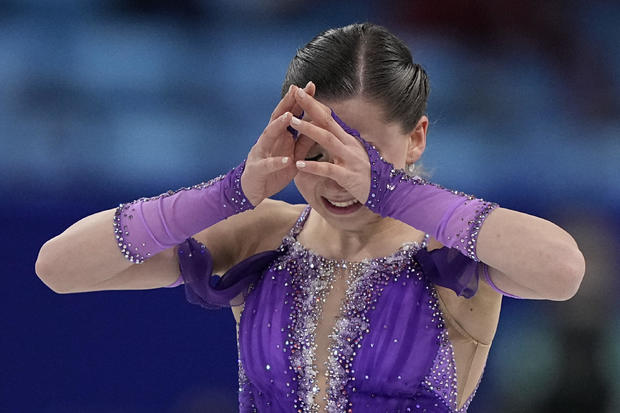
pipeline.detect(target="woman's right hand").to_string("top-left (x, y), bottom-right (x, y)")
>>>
top-left (241, 81), bottom-right (316, 206)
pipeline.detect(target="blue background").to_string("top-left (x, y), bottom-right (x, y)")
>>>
top-left (2, 1), bottom-right (619, 412)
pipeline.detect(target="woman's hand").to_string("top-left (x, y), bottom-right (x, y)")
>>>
top-left (241, 82), bottom-right (316, 206)
top-left (289, 86), bottom-right (373, 204)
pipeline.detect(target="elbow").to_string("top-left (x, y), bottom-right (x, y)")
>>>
top-left (35, 242), bottom-right (72, 294)
top-left (552, 246), bottom-right (586, 301)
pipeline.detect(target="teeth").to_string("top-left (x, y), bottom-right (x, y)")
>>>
top-left (327, 199), bottom-right (358, 207)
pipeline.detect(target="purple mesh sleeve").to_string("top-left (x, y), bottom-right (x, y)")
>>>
top-left (415, 246), bottom-right (480, 298)
top-left (331, 109), bottom-right (499, 262)
top-left (113, 161), bottom-right (253, 264)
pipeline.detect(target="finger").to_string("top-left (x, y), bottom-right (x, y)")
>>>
top-left (293, 88), bottom-right (359, 146)
top-left (289, 82), bottom-right (313, 119)
top-left (257, 155), bottom-right (293, 173)
top-left (293, 134), bottom-right (315, 161)
top-left (289, 117), bottom-right (346, 158)
top-left (257, 112), bottom-right (292, 153)
top-left (295, 160), bottom-right (349, 183)
top-left (270, 85), bottom-right (297, 121)
top-left (306, 80), bottom-right (316, 97)
top-left (283, 82), bottom-right (313, 139)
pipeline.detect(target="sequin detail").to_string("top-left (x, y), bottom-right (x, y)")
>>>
top-left (275, 207), bottom-right (471, 412)
top-left (114, 160), bottom-right (252, 264)
top-left (323, 243), bottom-right (428, 412)
top-left (113, 174), bottom-right (225, 264)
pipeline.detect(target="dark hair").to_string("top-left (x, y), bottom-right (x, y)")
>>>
top-left (282, 22), bottom-right (430, 134)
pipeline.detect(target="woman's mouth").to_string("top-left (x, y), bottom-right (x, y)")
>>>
top-left (321, 196), bottom-right (363, 215)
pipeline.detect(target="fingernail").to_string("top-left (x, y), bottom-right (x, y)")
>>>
top-left (297, 88), bottom-right (305, 98)
top-left (282, 157), bottom-right (289, 164)
top-left (305, 81), bottom-right (312, 88)
top-left (288, 84), bottom-right (294, 93)
top-left (291, 117), bottom-right (301, 125)
top-left (296, 161), bottom-right (306, 168)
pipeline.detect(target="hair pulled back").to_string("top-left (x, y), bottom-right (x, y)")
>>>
top-left (282, 22), bottom-right (430, 134)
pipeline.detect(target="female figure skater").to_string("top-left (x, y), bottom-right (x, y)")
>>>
top-left (36, 23), bottom-right (585, 412)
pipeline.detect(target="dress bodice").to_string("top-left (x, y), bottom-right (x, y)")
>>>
top-left (178, 205), bottom-right (488, 412)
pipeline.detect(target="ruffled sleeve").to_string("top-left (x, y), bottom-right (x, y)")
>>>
top-left (415, 246), bottom-right (482, 298)
top-left (176, 237), bottom-right (280, 310)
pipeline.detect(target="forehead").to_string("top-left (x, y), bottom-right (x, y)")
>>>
top-left (308, 97), bottom-right (405, 143)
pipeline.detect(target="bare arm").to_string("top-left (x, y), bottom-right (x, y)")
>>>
top-left (35, 207), bottom-right (186, 293)
top-left (35, 200), bottom-right (303, 294)
top-left (476, 207), bottom-right (586, 301)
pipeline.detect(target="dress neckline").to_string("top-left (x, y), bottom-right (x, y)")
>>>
top-left (281, 205), bottom-right (430, 265)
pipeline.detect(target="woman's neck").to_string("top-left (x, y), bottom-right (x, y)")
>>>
top-left (296, 207), bottom-right (425, 261)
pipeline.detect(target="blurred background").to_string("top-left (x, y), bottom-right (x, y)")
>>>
top-left (2, 0), bottom-right (619, 412)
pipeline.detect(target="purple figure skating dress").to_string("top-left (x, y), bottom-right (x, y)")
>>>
top-left (176, 205), bottom-right (491, 412)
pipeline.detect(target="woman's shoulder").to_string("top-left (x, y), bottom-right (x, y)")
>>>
top-left (192, 199), bottom-right (305, 272)
top-left (248, 199), bottom-right (307, 248)
top-left (252, 198), bottom-right (307, 231)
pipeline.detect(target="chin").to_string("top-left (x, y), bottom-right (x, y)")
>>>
top-left (310, 196), bottom-right (379, 227)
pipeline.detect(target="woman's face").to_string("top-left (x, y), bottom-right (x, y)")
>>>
top-left (294, 96), bottom-right (426, 230)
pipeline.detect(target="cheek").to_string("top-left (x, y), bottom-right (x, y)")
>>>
top-left (294, 174), bottom-right (318, 201)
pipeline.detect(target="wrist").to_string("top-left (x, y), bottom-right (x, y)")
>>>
top-left (221, 160), bottom-right (255, 216)
top-left (240, 166), bottom-right (263, 208)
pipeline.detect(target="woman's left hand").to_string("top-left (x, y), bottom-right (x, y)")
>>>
top-left (289, 86), bottom-right (372, 204)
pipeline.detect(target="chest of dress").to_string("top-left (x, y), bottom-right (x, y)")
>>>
top-left (238, 241), bottom-right (452, 411)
